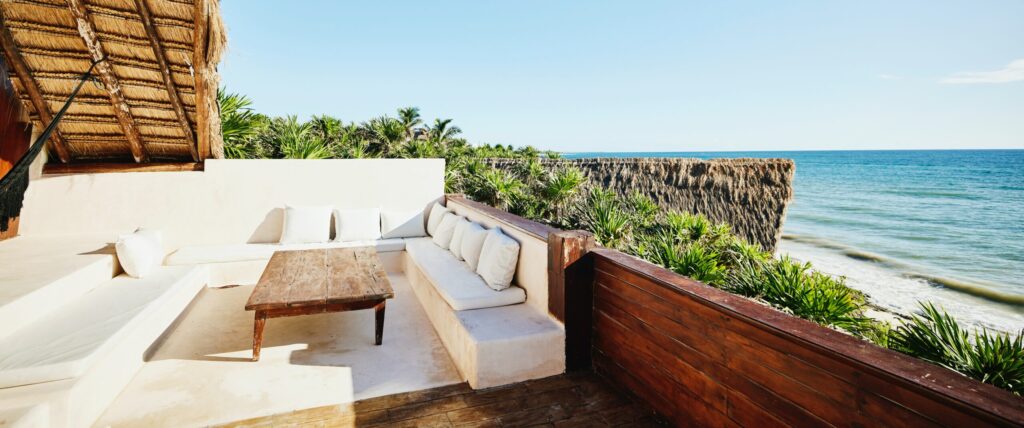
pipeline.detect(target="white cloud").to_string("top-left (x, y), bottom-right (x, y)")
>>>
top-left (940, 59), bottom-right (1024, 84)
top-left (877, 74), bottom-right (900, 80)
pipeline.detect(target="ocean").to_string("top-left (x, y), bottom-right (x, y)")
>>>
top-left (564, 150), bottom-right (1024, 333)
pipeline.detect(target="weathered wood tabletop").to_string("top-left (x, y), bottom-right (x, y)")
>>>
top-left (245, 247), bottom-right (394, 361)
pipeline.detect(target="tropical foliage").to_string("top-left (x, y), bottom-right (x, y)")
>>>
top-left (217, 91), bottom-right (1023, 395)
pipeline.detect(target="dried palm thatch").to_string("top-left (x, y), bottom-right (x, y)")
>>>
top-left (489, 158), bottom-right (796, 252)
top-left (0, 0), bottom-right (226, 164)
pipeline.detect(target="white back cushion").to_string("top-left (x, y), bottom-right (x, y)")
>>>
top-left (460, 222), bottom-right (489, 272)
top-left (426, 202), bottom-right (450, 236)
top-left (334, 208), bottom-right (381, 242)
top-left (280, 205), bottom-right (332, 244)
top-left (115, 228), bottom-right (163, 278)
top-left (449, 218), bottom-right (471, 260)
top-left (381, 209), bottom-right (426, 239)
top-left (476, 228), bottom-right (520, 291)
top-left (431, 213), bottom-right (462, 249)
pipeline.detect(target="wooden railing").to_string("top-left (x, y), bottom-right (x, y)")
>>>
top-left (443, 195), bottom-right (1024, 426)
top-left (586, 247), bottom-right (1024, 427)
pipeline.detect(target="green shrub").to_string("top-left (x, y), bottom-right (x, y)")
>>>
top-left (579, 189), bottom-right (632, 250)
top-left (892, 303), bottom-right (1024, 395)
top-left (726, 257), bottom-right (873, 332)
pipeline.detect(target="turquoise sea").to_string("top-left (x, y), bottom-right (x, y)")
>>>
top-left (564, 150), bottom-right (1024, 332)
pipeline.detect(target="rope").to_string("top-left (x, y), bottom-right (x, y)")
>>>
top-left (0, 57), bottom-right (104, 232)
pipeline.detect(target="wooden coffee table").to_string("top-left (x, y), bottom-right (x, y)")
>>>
top-left (244, 247), bottom-right (394, 361)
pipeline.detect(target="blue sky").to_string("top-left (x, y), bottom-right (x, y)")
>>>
top-left (219, 1), bottom-right (1024, 152)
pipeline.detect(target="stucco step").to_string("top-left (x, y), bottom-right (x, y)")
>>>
top-left (0, 235), bottom-right (118, 340)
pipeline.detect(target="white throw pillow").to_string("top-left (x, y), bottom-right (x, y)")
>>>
top-left (115, 228), bottom-right (163, 278)
top-left (426, 202), bottom-right (450, 236)
top-left (381, 209), bottom-right (427, 239)
top-left (432, 213), bottom-right (462, 249)
top-left (460, 222), bottom-right (489, 271)
top-left (449, 218), bottom-right (471, 260)
top-left (476, 228), bottom-right (520, 291)
top-left (280, 205), bottom-right (332, 244)
top-left (334, 208), bottom-right (381, 242)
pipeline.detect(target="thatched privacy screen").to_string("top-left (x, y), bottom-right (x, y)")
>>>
top-left (0, 0), bottom-right (226, 165)
top-left (489, 158), bottom-right (796, 251)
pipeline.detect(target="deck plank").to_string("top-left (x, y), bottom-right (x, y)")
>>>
top-left (216, 373), bottom-right (664, 427)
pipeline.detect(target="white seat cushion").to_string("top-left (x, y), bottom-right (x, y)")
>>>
top-left (405, 238), bottom-right (525, 311)
top-left (166, 239), bottom-right (406, 265)
top-left (280, 205), bottom-right (332, 244)
top-left (0, 266), bottom-right (206, 388)
top-left (334, 208), bottom-right (381, 242)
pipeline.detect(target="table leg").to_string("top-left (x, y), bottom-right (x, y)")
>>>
top-left (375, 301), bottom-right (386, 345)
top-left (253, 310), bottom-right (267, 361)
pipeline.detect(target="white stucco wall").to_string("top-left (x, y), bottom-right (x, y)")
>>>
top-left (18, 159), bottom-right (444, 250)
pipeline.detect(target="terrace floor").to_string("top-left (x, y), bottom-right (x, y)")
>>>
top-left (95, 270), bottom-right (463, 427)
top-left (217, 372), bottom-right (664, 427)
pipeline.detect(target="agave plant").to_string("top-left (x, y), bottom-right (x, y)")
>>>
top-left (579, 188), bottom-right (632, 249)
top-left (892, 303), bottom-right (1024, 395)
top-left (625, 191), bottom-right (659, 229)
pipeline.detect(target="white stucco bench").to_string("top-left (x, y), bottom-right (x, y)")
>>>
top-left (0, 265), bottom-right (207, 426)
top-left (403, 237), bottom-right (564, 389)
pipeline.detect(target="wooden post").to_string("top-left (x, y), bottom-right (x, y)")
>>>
top-left (548, 230), bottom-right (595, 371)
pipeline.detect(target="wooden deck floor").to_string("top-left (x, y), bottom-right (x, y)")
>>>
top-left (218, 372), bottom-right (664, 427)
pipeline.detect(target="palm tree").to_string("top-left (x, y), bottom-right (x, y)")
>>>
top-left (397, 107), bottom-right (422, 141)
top-left (426, 118), bottom-right (463, 154)
top-left (363, 116), bottom-right (406, 157)
top-left (217, 87), bottom-right (263, 158)
top-left (275, 116), bottom-right (332, 159)
top-left (308, 115), bottom-right (342, 145)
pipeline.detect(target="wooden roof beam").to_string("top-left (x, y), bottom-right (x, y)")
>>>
top-left (67, 0), bottom-right (149, 163)
top-left (134, 0), bottom-right (198, 161)
top-left (0, 14), bottom-right (72, 163)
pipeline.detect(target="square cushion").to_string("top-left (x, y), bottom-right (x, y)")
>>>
top-left (334, 208), bottom-right (381, 242)
top-left (280, 205), bottom-right (332, 244)
top-left (460, 222), bottom-right (489, 271)
top-left (115, 228), bottom-right (163, 278)
top-left (476, 228), bottom-right (520, 291)
top-left (426, 202), bottom-right (450, 236)
top-left (449, 218), bottom-right (471, 260)
top-left (431, 212), bottom-right (462, 249)
top-left (381, 209), bottom-right (427, 239)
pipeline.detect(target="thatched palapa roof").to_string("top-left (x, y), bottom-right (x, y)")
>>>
top-left (0, 0), bottom-right (226, 166)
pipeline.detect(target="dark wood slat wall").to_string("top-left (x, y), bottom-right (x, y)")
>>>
top-left (588, 248), bottom-right (1024, 427)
